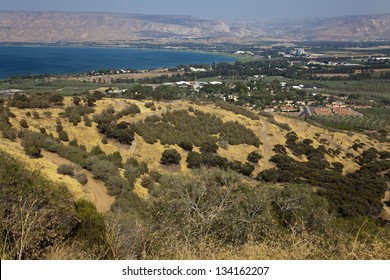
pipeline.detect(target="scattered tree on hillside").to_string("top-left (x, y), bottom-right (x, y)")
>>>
top-left (160, 149), bottom-right (181, 165)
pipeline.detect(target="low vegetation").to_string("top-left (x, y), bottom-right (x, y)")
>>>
top-left (132, 109), bottom-right (261, 149)
top-left (0, 92), bottom-right (389, 260)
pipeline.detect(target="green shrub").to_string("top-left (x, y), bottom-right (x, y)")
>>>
top-left (106, 175), bottom-right (128, 196)
top-left (179, 140), bottom-right (193, 152)
top-left (145, 102), bottom-right (155, 109)
top-left (187, 151), bottom-right (229, 170)
top-left (74, 172), bottom-right (88, 185)
top-left (74, 200), bottom-right (106, 248)
top-left (57, 164), bottom-right (75, 176)
top-left (32, 111), bottom-right (40, 119)
top-left (84, 156), bottom-right (100, 170)
top-left (19, 119), bottom-right (29, 128)
top-left (149, 170), bottom-right (162, 183)
top-left (124, 165), bottom-right (141, 186)
top-left (91, 160), bottom-right (118, 181)
top-left (247, 151), bottom-right (262, 163)
top-left (160, 149), bottom-right (181, 165)
top-left (139, 161), bottom-right (149, 174)
top-left (90, 145), bottom-right (105, 157)
top-left (0, 125), bottom-right (17, 141)
top-left (141, 175), bottom-right (156, 189)
top-left (39, 127), bottom-right (47, 135)
top-left (107, 151), bottom-right (123, 168)
top-left (229, 160), bottom-right (255, 176)
top-left (21, 131), bottom-right (43, 158)
top-left (84, 115), bottom-right (92, 127)
top-left (200, 140), bottom-right (218, 153)
top-left (56, 123), bottom-right (63, 133)
top-left (43, 111), bottom-right (52, 118)
top-left (58, 130), bottom-right (69, 142)
top-left (120, 104), bottom-right (141, 116)
top-left (69, 138), bottom-right (78, 147)
top-left (72, 96), bottom-right (81, 106)
top-left (379, 151), bottom-right (390, 160)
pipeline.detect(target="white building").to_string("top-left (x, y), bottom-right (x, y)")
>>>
top-left (176, 81), bottom-right (191, 87)
top-left (189, 67), bottom-right (207, 72)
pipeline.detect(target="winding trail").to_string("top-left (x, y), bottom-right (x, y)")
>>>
top-left (41, 150), bottom-right (114, 213)
top-left (129, 134), bottom-right (138, 157)
top-left (259, 118), bottom-right (274, 170)
top-left (295, 121), bottom-right (307, 135)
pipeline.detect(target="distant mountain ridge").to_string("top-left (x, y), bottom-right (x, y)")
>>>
top-left (249, 13), bottom-right (390, 41)
top-left (1, 11), bottom-right (390, 43)
top-left (0, 11), bottom-right (249, 43)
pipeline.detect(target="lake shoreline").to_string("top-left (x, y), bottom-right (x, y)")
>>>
top-left (0, 45), bottom-right (236, 79)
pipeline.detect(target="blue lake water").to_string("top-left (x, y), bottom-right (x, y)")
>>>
top-left (0, 46), bottom-right (235, 79)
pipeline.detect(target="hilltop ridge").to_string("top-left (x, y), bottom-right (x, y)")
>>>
top-left (1, 11), bottom-right (390, 43)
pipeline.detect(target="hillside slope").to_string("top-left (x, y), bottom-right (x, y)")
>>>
top-left (1, 96), bottom-right (389, 260)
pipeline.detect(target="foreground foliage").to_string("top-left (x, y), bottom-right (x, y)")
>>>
top-left (1, 152), bottom-right (389, 260)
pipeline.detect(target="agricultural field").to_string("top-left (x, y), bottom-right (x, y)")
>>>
top-left (311, 109), bottom-right (390, 136)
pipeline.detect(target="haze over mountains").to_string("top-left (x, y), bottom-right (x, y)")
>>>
top-left (0, 11), bottom-right (390, 43)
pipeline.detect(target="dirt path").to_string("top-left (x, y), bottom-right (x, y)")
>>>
top-left (113, 100), bottom-right (127, 111)
top-left (295, 121), bottom-right (307, 135)
top-left (41, 151), bottom-right (114, 213)
top-left (259, 118), bottom-right (274, 170)
top-left (129, 134), bottom-right (138, 157)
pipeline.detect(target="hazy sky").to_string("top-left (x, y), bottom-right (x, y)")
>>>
top-left (1, 0), bottom-right (390, 21)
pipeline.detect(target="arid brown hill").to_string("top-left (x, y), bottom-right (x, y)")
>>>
top-left (0, 11), bottom-right (390, 43)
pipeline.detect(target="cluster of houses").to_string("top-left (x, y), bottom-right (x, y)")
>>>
top-left (235, 50), bottom-right (256, 56)
top-left (278, 48), bottom-right (307, 58)
top-left (264, 96), bottom-right (370, 115)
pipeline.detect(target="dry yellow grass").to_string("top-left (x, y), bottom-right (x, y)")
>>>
top-left (5, 98), bottom-right (389, 204)
top-left (133, 177), bottom-right (150, 200)
top-left (273, 114), bottom-right (385, 173)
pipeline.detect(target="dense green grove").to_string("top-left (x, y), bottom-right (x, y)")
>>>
top-left (132, 109), bottom-right (260, 148)
top-left (311, 110), bottom-right (390, 136)
top-left (93, 104), bottom-right (141, 145)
